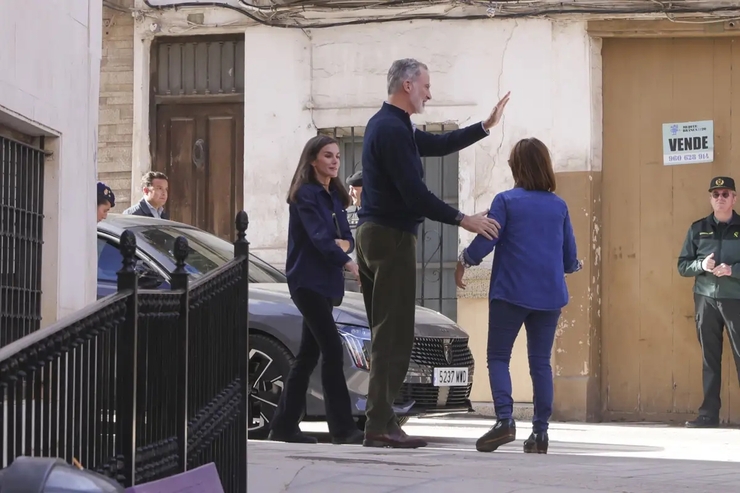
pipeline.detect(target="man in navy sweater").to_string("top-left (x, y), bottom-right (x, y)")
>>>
top-left (357, 58), bottom-right (510, 448)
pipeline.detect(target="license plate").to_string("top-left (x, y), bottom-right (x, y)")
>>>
top-left (433, 367), bottom-right (468, 387)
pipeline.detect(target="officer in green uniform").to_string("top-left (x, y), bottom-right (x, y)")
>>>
top-left (678, 176), bottom-right (740, 428)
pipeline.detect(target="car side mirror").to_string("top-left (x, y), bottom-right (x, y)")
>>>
top-left (137, 265), bottom-right (165, 289)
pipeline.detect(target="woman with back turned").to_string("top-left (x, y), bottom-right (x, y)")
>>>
top-left (268, 135), bottom-right (364, 445)
top-left (455, 137), bottom-right (582, 454)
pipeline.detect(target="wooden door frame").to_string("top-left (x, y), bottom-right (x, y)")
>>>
top-left (551, 23), bottom-right (740, 424)
top-left (595, 33), bottom-right (740, 424)
top-left (148, 33), bottom-right (245, 163)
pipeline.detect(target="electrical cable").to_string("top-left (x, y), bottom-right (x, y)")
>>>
top-left (141, 0), bottom-right (740, 29)
top-left (103, 0), bottom-right (133, 12)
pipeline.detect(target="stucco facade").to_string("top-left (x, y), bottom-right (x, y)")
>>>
top-left (239, 20), bottom-right (601, 411)
top-left (0, 0), bottom-right (102, 323)
top-left (237, 20), bottom-right (600, 262)
top-left (103, 2), bottom-right (740, 423)
top-left (113, 8), bottom-right (600, 414)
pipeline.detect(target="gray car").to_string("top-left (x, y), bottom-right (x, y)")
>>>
top-left (97, 214), bottom-right (476, 438)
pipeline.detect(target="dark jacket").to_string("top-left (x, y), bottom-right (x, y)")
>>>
top-left (677, 211), bottom-right (740, 299)
top-left (122, 198), bottom-right (170, 220)
top-left (286, 183), bottom-right (354, 299)
top-left (357, 102), bottom-right (489, 236)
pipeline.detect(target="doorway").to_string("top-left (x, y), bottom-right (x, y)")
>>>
top-left (150, 34), bottom-right (245, 241)
top-left (601, 36), bottom-right (740, 423)
top-left (154, 103), bottom-right (244, 240)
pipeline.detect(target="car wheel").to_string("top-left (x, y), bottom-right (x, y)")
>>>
top-left (248, 333), bottom-right (294, 439)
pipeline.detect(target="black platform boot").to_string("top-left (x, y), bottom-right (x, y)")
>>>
top-left (475, 418), bottom-right (516, 453)
top-left (523, 431), bottom-right (548, 454)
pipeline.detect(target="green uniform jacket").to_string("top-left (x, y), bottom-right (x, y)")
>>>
top-left (677, 211), bottom-right (740, 299)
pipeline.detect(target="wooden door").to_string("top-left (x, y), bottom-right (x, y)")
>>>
top-left (602, 37), bottom-right (740, 423)
top-left (154, 103), bottom-right (244, 241)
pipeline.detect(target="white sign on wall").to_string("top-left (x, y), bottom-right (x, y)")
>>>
top-left (662, 120), bottom-right (714, 165)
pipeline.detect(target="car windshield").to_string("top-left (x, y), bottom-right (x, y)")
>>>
top-left (130, 225), bottom-right (287, 283)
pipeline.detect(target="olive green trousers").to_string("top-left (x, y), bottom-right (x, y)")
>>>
top-left (355, 221), bottom-right (417, 434)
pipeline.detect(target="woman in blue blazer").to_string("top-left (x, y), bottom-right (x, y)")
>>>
top-left (456, 137), bottom-right (582, 454)
top-left (268, 135), bottom-right (363, 445)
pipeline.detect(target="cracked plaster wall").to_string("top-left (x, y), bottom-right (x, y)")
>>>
top-left (126, 14), bottom-right (602, 415)
top-left (244, 19), bottom-right (598, 268)
top-left (242, 20), bottom-right (602, 412)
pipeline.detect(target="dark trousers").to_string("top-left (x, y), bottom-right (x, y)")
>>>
top-left (270, 288), bottom-right (357, 437)
top-left (355, 222), bottom-right (417, 435)
top-left (487, 299), bottom-right (561, 433)
top-left (694, 294), bottom-right (740, 418)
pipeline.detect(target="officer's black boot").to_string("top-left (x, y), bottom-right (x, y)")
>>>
top-left (685, 415), bottom-right (719, 428)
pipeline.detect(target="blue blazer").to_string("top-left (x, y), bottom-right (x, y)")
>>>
top-left (463, 187), bottom-right (581, 311)
top-left (285, 183), bottom-right (354, 299)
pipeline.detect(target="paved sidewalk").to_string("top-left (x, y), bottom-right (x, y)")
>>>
top-left (248, 419), bottom-right (740, 493)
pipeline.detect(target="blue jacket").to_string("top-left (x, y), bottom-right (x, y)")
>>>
top-left (286, 183), bottom-right (355, 299)
top-left (358, 102), bottom-right (490, 235)
top-left (463, 187), bottom-right (581, 311)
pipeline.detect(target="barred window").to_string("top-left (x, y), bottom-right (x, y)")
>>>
top-left (0, 135), bottom-right (45, 345)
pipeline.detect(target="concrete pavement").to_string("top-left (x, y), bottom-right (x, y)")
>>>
top-left (247, 417), bottom-right (740, 492)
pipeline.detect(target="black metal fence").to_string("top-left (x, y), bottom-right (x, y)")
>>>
top-left (0, 135), bottom-right (45, 345)
top-left (0, 212), bottom-right (250, 492)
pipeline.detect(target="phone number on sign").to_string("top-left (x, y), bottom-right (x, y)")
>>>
top-left (666, 152), bottom-right (712, 163)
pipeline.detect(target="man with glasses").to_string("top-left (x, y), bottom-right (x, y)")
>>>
top-left (678, 176), bottom-right (740, 428)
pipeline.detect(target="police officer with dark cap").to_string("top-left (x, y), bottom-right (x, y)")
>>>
top-left (346, 170), bottom-right (362, 229)
top-left (97, 182), bottom-right (115, 222)
top-left (342, 170), bottom-right (363, 289)
top-left (678, 175), bottom-right (740, 428)
top-left (347, 170), bottom-right (362, 206)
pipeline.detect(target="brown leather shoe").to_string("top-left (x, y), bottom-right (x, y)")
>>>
top-left (363, 428), bottom-right (428, 448)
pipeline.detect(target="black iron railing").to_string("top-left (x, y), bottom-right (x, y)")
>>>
top-left (0, 136), bottom-right (45, 345)
top-left (0, 211), bottom-right (250, 492)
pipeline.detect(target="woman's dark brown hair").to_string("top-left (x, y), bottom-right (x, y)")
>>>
top-left (287, 135), bottom-right (351, 208)
top-left (508, 137), bottom-right (557, 192)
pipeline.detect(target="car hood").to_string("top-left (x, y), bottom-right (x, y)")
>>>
top-left (253, 283), bottom-right (468, 337)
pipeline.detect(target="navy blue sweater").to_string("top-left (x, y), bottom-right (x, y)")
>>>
top-left (357, 103), bottom-right (490, 236)
top-left (285, 183), bottom-right (354, 299)
top-left (463, 188), bottom-right (581, 311)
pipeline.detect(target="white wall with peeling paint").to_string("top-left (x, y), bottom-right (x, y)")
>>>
top-left (129, 11), bottom-right (600, 264)
top-left (239, 19), bottom-right (601, 408)
top-left (129, 12), bottom-right (601, 408)
top-left (241, 19), bottom-right (600, 265)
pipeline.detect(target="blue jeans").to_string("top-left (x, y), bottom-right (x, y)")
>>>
top-left (487, 299), bottom-right (561, 433)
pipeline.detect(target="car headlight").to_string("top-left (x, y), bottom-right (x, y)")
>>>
top-left (338, 325), bottom-right (371, 370)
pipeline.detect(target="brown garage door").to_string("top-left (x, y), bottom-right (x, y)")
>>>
top-left (602, 36), bottom-right (740, 423)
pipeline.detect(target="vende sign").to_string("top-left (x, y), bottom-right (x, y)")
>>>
top-left (662, 120), bottom-right (714, 166)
